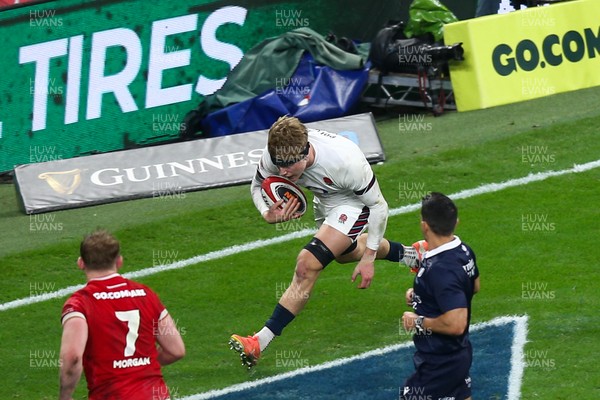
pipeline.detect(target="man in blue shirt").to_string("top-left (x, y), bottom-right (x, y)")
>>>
top-left (402, 192), bottom-right (480, 400)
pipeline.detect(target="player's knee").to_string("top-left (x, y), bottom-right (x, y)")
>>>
top-left (294, 253), bottom-right (320, 281)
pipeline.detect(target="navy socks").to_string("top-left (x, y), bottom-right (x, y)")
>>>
top-left (265, 303), bottom-right (296, 336)
top-left (385, 239), bottom-right (404, 262)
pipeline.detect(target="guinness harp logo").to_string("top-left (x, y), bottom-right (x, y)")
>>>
top-left (38, 169), bottom-right (82, 195)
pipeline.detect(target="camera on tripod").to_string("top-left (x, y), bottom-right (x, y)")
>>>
top-left (421, 43), bottom-right (464, 65)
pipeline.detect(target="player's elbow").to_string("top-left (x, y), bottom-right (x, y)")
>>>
top-left (373, 200), bottom-right (389, 224)
top-left (161, 341), bottom-right (186, 365)
top-left (168, 337), bottom-right (186, 361)
top-left (448, 321), bottom-right (468, 336)
top-left (373, 197), bottom-right (388, 213)
top-left (474, 277), bottom-right (481, 294)
top-left (59, 351), bottom-right (83, 377)
top-left (156, 317), bottom-right (186, 364)
top-left (171, 344), bottom-right (186, 361)
top-left (61, 353), bottom-right (82, 369)
top-left (443, 309), bottom-right (468, 336)
top-left (381, 197), bottom-right (389, 209)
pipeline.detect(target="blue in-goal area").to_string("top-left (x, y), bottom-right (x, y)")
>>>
top-left (197, 317), bottom-right (525, 400)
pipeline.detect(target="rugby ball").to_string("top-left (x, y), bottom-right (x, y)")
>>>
top-left (261, 176), bottom-right (308, 216)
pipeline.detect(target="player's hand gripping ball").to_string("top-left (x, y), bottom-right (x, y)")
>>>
top-left (261, 176), bottom-right (308, 216)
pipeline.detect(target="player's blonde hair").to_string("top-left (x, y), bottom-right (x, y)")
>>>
top-left (80, 229), bottom-right (120, 270)
top-left (267, 116), bottom-right (308, 165)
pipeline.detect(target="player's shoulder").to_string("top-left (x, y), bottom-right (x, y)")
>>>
top-left (122, 278), bottom-right (160, 298)
top-left (122, 277), bottom-right (147, 289)
top-left (67, 281), bottom-right (98, 302)
top-left (429, 241), bottom-right (477, 280)
top-left (460, 241), bottom-right (476, 253)
top-left (307, 128), bottom-right (359, 148)
top-left (308, 129), bottom-right (365, 164)
top-left (62, 287), bottom-right (90, 321)
top-left (454, 240), bottom-right (477, 264)
top-left (428, 241), bottom-right (466, 266)
top-left (307, 128), bottom-right (338, 139)
top-left (63, 288), bottom-right (84, 308)
top-left (437, 246), bottom-right (471, 262)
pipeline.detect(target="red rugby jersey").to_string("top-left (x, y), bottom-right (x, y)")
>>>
top-left (62, 273), bottom-right (171, 400)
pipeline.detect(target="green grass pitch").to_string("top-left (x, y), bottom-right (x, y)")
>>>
top-left (0, 86), bottom-right (599, 398)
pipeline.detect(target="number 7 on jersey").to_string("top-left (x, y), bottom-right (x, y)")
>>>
top-left (115, 310), bottom-right (140, 357)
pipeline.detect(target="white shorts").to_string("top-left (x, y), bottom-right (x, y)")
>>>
top-left (315, 204), bottom-right (370, 242)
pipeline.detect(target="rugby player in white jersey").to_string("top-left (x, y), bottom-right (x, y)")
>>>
top-left (229, 116), bottom-right (424, 368)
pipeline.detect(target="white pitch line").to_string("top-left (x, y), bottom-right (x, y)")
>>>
top-left (469, 315), bottom-right (529, 400)
top-left (1, 160), bottom-right (599, 312)
top-left (190, 342), bottom-right (415, 400)
top-left (180, 315), bottom-right (529, 400)
top-left (389, 159), bottom-right (600, 217)
top-left (0, 229), bottom-right (315, 312)
top-left (508, 315), bottom-right (529, 400)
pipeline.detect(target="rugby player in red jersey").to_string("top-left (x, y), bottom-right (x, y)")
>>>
top-left (59, 230), bottom-right (185, 400)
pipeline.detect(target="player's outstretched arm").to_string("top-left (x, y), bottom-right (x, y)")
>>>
top-left (59, 317), bottom-right (87, 400)
top-left (156, 314), bottom-right (186, 366)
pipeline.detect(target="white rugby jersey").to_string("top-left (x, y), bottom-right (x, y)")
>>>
top-left (251, 128), bottom-right (388, 250)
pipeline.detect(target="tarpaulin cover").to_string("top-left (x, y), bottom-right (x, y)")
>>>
top-left (183, 27), bottom-right (367, 138)
top-left (201, 53), bottom-right (369, 137)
